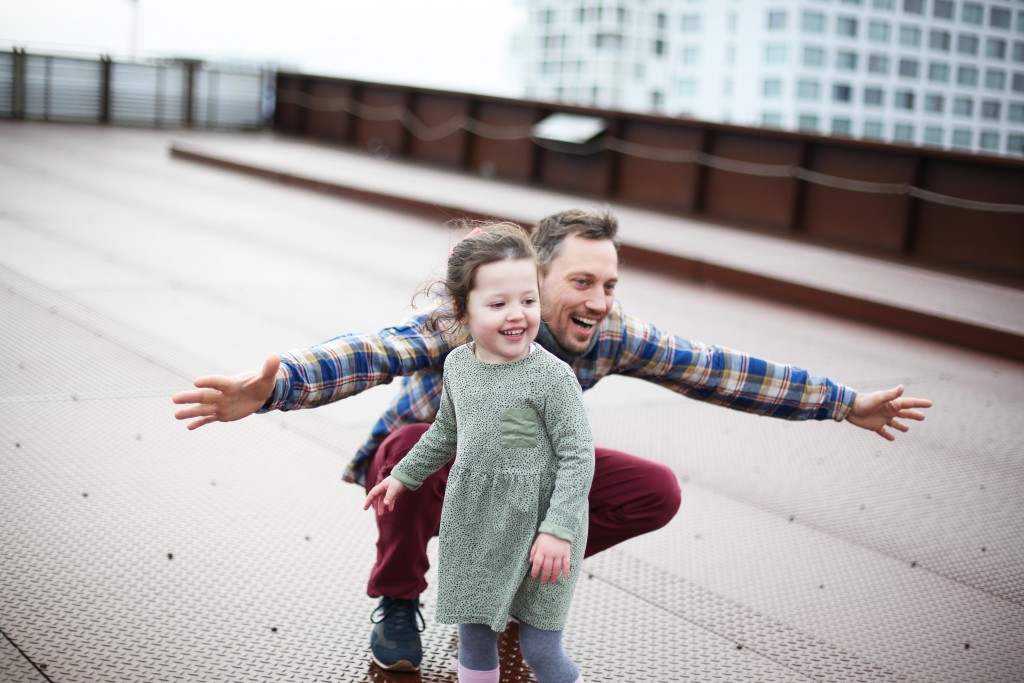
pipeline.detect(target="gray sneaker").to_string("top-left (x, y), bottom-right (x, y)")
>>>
top-left (369, 596), bottom-right (426, 672)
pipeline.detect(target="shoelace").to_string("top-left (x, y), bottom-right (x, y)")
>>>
top-left (371, 599), bottom-right (426, 635)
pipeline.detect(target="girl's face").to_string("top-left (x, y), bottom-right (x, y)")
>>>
top-left (464, 258), bottom-right (540, 364)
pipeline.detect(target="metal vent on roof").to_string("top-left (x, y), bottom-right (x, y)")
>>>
top-left (531, 113), bottom-right (606, 144)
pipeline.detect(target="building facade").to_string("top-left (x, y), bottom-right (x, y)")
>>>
top-left (521, 0), bottom-right (1024, 156)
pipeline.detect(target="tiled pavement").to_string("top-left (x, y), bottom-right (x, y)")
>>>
top-left (1, 121), bottom-right (1022, 683)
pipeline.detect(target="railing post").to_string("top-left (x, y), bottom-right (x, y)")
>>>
top-left (100, 55), bottom-right (112, 124)
top-left (12, 48), bottom-right (26, 119)
top-left (184, 59), bottom-right (197, 129)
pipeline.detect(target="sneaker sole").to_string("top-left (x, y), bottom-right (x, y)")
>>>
top-left (370, 653), bottom-right (420, 673)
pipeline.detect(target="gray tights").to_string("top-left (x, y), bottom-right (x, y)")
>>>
top-left (458, 621), bottom-right (580, 683)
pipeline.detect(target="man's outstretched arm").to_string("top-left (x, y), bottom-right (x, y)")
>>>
top-left (172, 354), bottom-right (280, 430)
top-left (845, 384), bottom-right (932, 441)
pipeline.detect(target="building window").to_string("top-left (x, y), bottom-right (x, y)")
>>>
top-left (958, 65), bottom-right (979, 86)
top-left (763, 78), bottom-right (784, 97)
top-left (726, 45), bottom-right (736, 64)
top-left (767, 9), bottom-right (787, 30)
top-left (864, 86), bottom-right (885, 105)
top-left (923, 126), bottom-right (944, 146)
top-left (930, 30), bottom-right (951, 51)
top-left (798, 79), bottom-right (821, 100)
top-left (836, 16), bottom-right (859, 37)
top-left (762, 112), bottom-right (783, 127)
top-left (837, 51), bottom-right (859, 70)
top-left (869, 21), bottom-right (891, 43)
top-left (933, 0), bottom-right (954, 20)
top-left (594, 33), bottom-right (623, 50)
top-left (833, 83), bottom-right (853, 102)
top-left (981, 100), bottom-right (1002, 119)
top-left (990, 7), bottom-right (1011, 30)
top-left (653, 39), bottom-right (666, 57)
top-left (676, 79), bottom-right (697, 97)
top-left (1014, 42), bottom-right (1024, 63)
top-left (958, 34), bottom-right (980, 55)
top-left (924, 94), bottom-right (945, 113)
top-left (952, 129), bottom-right (972, 148)
top-left (765, 45), bottom-right (788, 64)
top-left (832, 118), bottom-right (853, 135)
top-left (979, 131), bottom-right (999, 152)
top-left (899, 58), bottom-right (919, 78)
top-left (804, 45), bottom-right (826, 67)
top-left (798, 114), bottom-right (820, 131)
top-left (1008, 134), bottom-right (1024, 155)
top-left (1010, 103), bottom-right (1024, 122)
top-left (727, 12), bottom-right (738, 32)
top-left (869, 54), bottom-right (891, 74)
top-left (928, 62), bottom-right (950, 82)
top-left (893, 124), bottom-right (915, 142)
top-left (803, 11), bottom-right (826, 33)
top-left (953, 97), bottom-right (974, 116)
top-left (894, 90), bottom-right (915, 109)
top-left (682, 46), bottom-right (700, 64)
top-left (681, 14), bottom-right (701, 32)
top-left (656, 12), bottom-right (667, 29)
top-left (986, 38), bottom-right (1007, 60)
top-left (863, 120), bottom-right (885, 138)
top-left (900, 25), bottom-right (922, 47)
top-left (1014, 73), bottom-right (1024, 93)
top-left (962, 2), bottom-right (984, 25)
top-left (651, 90), bottom-right (664, 109)
top-left (873, 0), bottom-right (894, 10)
top-left (985, 69), bottom-right (1006, 90)
top-left (903, 0), bottom-right (924, 15)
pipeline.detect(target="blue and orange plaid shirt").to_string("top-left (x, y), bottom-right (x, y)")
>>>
top-left (260, 301), bottom-right (855, 485)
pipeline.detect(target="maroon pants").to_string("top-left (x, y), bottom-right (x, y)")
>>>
top-left (365, 423), bottom-right (682, 599)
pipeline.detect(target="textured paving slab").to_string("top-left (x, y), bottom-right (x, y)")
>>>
top-left (1, 121), bottom-right (1022, 683)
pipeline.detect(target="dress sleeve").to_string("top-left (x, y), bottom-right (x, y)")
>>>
top-left (390, 367), bottom-right (459, 490)
top-left (538, 370), bottom-right (596, 542)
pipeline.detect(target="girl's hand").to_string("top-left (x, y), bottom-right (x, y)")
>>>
top-left (846, 384), bottom-right (932, 441)
top-left (363, 476), bottom-right (408, 515)
top-left (529, 533), bottom-right (571, 584)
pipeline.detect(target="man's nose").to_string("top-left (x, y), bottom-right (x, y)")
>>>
top-left (584, 289), bottom-right (610, 314)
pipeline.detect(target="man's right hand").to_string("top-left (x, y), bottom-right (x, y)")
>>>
top-left (171, 354), bottom-right (280, 430)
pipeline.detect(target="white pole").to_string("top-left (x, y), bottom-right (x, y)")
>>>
top-left (129, 0), bottom-right (139, 60)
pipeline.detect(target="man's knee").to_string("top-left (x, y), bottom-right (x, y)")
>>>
top-left (647, 461), bottom-right (682, 529)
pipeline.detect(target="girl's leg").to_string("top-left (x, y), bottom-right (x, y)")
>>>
top-left (518, 620), bottom-right (582, 683)
top-left (456, 623), bottom-right (500, 682)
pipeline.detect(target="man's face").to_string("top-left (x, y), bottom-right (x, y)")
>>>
top-left (538, 234), bottom-right (619, 354)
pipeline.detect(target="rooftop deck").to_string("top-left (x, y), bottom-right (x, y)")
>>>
top-left (1, 120), bottom-right (1022, 683)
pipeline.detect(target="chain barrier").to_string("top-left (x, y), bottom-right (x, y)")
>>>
top-left (277, 89), bottom-right (1024, 214)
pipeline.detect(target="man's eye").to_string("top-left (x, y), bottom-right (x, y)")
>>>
top-left (574, 279), bottom-right (588, 287)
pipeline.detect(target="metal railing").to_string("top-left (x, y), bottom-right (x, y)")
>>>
top-left (0, 48), bottom-right (269, 130)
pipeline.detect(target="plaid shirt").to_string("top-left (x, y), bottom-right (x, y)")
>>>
top-left (261, 301), bottom-right (855, 485)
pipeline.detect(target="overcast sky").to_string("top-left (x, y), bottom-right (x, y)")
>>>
top-left (1, 0), bottom-right (527, 96)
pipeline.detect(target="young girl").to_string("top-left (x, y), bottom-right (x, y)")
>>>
top-left (364, 222), bottom-right (593, 683)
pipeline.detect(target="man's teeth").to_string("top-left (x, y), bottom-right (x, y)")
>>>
top-left (572, 316), bottom-right (596, 328)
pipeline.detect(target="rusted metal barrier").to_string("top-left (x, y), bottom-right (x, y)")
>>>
top-left (274, 72), bottom-right (1024, 282)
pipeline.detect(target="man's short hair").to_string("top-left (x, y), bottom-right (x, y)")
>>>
top-left (532, 208), bottom-right (621, 274)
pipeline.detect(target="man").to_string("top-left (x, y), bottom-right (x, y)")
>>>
top-left (172, 209), bottom-right (931, 673)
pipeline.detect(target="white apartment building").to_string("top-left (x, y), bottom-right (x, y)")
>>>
top-left (521, 0), bottom-right (1024, 156)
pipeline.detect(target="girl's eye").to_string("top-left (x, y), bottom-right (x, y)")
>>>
top-left (490, 302), bottom-right (504, 309)
top-left (523, 298), bottom-right (537, 306)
